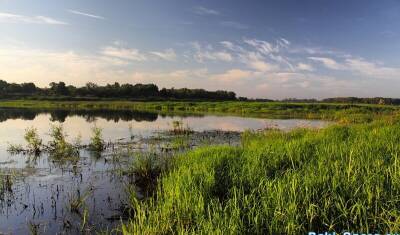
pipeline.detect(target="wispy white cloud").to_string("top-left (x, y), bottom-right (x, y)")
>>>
top-left (2, 35), bottom-right (398, 99)
top-left (244, 39), bottom-right (279, 54)
top-left (309, 55), bottom-right (400, 79)
top-left (220, 41), bottom-right (245, 52)
top-left (220, 41), bottom-right (235, 50)
top-left (240, 52), bottom-right (278, 72)
top-left (0, 12), bottom-right (67, 25)
top-left (345, 58), bottom-right (400, 79)
top-left (101, 45), bottom-right (146, 61)
top-left (193, 6), bottom-right (220, 16)
top-left (0, 46), bottom-right (124, 86)
top-left (280, 38), bottom-right (290, 46)
top-left (192, 42), bottom-right (233, 62)
top-left (150, 48), bottom-right (177, 61)
top-left (220, 21), bottom-right (248, 30)
top-left (67, 10), bottom-right (105, 20)
top-left (211, 69), bottom-right (252, 82)
top-left (296, 63), bottom-right (314, 71)
top-left (241, 39), bottom-right (295, 71)
top-left (308, 57), bottom-right (343, 70)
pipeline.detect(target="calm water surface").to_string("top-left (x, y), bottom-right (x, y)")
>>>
top-left (0, 109), bottom-right (329, 234)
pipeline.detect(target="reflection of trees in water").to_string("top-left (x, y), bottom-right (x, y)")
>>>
top-left (0, 108), bottom-right (159, 123)
top-left (0, 108), bottom-right (207, 123)
top-left (0, 108), bottom-right (38, 122)
top-left (68, 110), bottom-right (160, 123)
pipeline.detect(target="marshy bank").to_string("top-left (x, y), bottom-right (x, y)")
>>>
top-left (0, 100), bottom-right (398, 123)
top-left (0, 108), bottom-right (329, 234)
top-left (121, 116), bottom-right (400, 234)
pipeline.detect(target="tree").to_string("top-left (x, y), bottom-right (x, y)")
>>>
top-left (49, 82), bottom-right (69, 96)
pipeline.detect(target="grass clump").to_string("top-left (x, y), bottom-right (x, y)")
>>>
top-left (128, 153), bottom-right (168, 197)
top-left (170, 136), bottom-right (190, 149)
top-left (6, 127), bottom-right (42, 154)
top-left (170, 120), bottom-right (193, 135)
top-left (7, 143), bottom-right (25, 154)
top-left (24, 127), bottom-right (42, 154)
top-left (89, 126), bottom-right (105, 152)
top-left (121, 119), bottom-right (400, 234)
top-left (48, 124), bottom-right (79, 159)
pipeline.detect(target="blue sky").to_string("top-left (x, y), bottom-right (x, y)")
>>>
top-left (0, 0), bottom-right (400, 98)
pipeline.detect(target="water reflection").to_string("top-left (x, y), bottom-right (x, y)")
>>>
top-left (0, 108), bottom-right (161, 123)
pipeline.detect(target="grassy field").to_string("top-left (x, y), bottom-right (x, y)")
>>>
top-left (121, 116), bottom-right (400, 234)
top-left (0, 100), bottom-right (398, 123)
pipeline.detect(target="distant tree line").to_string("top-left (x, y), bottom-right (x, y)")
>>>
top-left (0, 80), bottom-right (236, 101)
top-left (1, 80), bottom-right (399, 104)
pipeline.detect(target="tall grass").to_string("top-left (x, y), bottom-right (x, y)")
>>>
top-left (122, 118), bottom-right (400, 234)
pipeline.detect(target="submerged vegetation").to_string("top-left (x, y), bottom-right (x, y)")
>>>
top-left (121, 116), bottom-right (400, 234)
top-left (0, 170), bottom-right (13, 201)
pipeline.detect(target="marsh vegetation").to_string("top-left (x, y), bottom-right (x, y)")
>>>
top-left (1, 102), bottom-right (397, 234)
top-left (1, 108), bottom-right (283, 234)
top-left (121, 116), bottom-right (400, 234)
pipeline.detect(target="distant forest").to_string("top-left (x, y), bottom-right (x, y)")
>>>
top-left (0, 80), bottom-right (399, 105)
top-left (0, 80), bottom-right (237, 101)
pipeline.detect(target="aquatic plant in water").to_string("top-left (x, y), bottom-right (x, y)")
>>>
top-left (28, 221), bottom-right (40, 235)
top-left (48, 124), bottom-right (79, 159)
top-left (0, 170), bottom-right (14, 201)
top-left (24, 127), bottom-right (43, 154)
top-left (6, 143), bottom-right (25, 154)
top-left (89, 126), bottom-right (105, 152)
top-left (171, 120), bottom-right (193, 135)
top-left (127, 153), bottom-right (167, 196)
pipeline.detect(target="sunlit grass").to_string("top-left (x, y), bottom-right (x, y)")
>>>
top-left (121, 117), bottom-right (400, 234)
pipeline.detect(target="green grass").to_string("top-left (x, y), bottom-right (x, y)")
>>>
top-left (121, 116), bottom-right (400, 234)
top-left (0, 100), bottom-right (398, 123)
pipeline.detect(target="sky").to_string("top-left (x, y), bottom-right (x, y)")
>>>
top-left (0, 0), bottom-right (400, 99)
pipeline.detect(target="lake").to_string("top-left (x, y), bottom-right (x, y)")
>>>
top-left (0, 108), bottom-right (330, 234)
